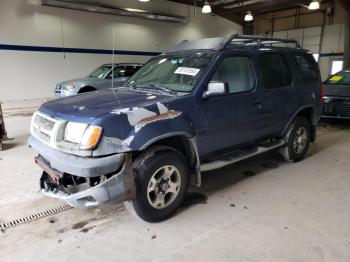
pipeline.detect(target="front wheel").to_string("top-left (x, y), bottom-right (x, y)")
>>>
top-left (280, 117), bottom-right (311, 162)
top-left (124, 147), bottom-right (190, 222)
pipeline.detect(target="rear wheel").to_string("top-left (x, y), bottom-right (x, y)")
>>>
top-left (124, 147), bottom-right (189, 222)
top-left (280, 117), bottom-right (311, 162)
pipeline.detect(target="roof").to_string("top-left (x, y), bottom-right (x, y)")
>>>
top-left (166, 34), bottom-right (303, 53)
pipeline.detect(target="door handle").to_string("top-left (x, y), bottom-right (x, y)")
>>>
top-left (253, 100), bottom-right (262, 109)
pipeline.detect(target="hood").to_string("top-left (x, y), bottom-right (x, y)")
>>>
top-left (324, 84), bottom-right (350, 97)
top-left (40, 88), bottom-right (173, 123)
top-left (57, 77), bottom-right (102, 86)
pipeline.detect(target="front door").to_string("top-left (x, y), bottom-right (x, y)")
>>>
top-left (196, 53), bottom-right (267, 159)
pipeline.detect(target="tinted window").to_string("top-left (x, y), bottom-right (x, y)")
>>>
top-left (258, 53), bottom-right (292, 89)
top-left (293, 54), bottom-right (319, 81)
top-left (111, 66), bottom-right (125, 78)
top-left (125, 66), bottom-right (140, 77)
top-left (211, 56), bottom-right (254, 94)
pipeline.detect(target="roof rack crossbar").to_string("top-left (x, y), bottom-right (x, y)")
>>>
top-left (219, 34), bottom-right (301, 49)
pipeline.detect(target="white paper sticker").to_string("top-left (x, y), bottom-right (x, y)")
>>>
top-left (174, 67), bottom-right (200, 76)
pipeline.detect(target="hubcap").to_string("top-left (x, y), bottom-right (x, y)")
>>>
top-left (147, 165), bottom-right (181, 209)
top-left (293, 126), bottom-right (307, 154)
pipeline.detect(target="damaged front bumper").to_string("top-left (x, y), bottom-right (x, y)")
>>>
top-left (28, 136), bottom-right (136, 208)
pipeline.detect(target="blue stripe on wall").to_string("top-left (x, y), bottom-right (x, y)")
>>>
top-left (319, 52), bottom-right (344, 57)
top-left (0, 43), bottom-right (344, 58)
top-left (0, 44), bottom-right (162, 56)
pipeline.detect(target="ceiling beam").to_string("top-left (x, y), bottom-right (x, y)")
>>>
top-left (166, 0), bottom-right (243, 24)
top-left (338, 0), bottom-right (350, 11)
top-left (223, 0), bottom-right (303, 13)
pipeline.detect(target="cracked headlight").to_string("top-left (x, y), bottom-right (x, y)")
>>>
top-left (64, 122), bottom-right (102, 150)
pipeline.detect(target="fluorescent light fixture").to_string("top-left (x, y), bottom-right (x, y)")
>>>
top-left (124, 8), bottom-right (145, 12)
top-left (202, 1), bottom-right (212, 14)
top-left (138, 0), bottom-right (150, 2)
top-left (244, 11), bottom-right (253, 21)
top-left (308, 0), bottom-right (320, 10)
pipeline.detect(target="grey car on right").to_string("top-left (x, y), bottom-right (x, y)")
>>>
top-left (322, 69), bottom-right (350, 119)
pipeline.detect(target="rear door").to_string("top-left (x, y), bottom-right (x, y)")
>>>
top-left (256, 52), bottom-right (295, 136)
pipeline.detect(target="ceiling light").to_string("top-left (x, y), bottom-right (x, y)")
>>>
top-left (202, 1), bottom-right (212, 14)
top-left (124, 8), bottom-right (145, 12)
top-left (138, 0), bottom-right (150, 2)
top-left (308, 0), bottom-right (320, 10)
top-left (244, 11), bottom-right (253, 21)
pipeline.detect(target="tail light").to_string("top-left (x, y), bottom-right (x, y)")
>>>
top-left (320, 84), bottom-right (324, 105)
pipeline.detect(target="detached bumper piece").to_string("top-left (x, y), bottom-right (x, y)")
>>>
top-left (36, 154), bottom-right (136, 209)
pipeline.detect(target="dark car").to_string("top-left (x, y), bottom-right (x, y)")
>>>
top-left (29, 34), bottom-right (322, 222)
top-left (322, 69), bottom-right (350, 119)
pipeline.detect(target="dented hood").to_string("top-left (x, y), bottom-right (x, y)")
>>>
top-left (39, 88), bottom-right (173, 123)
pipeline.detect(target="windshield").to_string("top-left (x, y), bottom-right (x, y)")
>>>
top-left (325, 70), bottom-right (350, 85)
top-left (88, 65), bottom-right (112, 78)
top-left (127, 52), bottom-right (214, 93)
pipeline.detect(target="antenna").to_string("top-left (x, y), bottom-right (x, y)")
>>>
top-left (112, 23), bottom-right (115, 89)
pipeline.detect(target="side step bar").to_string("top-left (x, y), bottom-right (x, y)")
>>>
top-left (200, 140), bottom-right (285, 172)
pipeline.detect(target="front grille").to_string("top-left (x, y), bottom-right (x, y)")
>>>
top-left (323, 99), bottom-right (350, 117)
top-left (31, 112), bottom-right (60, 145)
top-left (34, 114), bottom-right (55, 131)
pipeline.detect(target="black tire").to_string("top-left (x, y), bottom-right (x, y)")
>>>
top-left (124, 147), bottom-right (190, 222)
top-left (280, 117), bottom-right (311, 162)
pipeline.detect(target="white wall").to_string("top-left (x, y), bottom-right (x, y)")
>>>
top-left (0, 0), bottom-right (242, 101)
top-left (273, 24), bottom-right (345, 80)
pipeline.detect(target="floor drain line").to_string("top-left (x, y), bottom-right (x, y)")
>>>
top-left (0, 204), bottom-right (72, 231)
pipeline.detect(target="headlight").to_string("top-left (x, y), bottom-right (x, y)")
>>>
top-left (80, 125), bottom-right (103, 150)
top-left (64, 122), bottom-right (102, 150)
top-left (62, 84), bottom-right (75, 91)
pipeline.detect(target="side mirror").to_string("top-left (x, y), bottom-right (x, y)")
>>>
top-left (203, 81), bottom-right (229, 98)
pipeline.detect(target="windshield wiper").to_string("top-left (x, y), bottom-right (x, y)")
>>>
top-left (135, 84), bottom-right (178, 95)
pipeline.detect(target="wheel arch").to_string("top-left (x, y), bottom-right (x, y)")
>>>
top-left (282, 106), bottom-right (317, 142)
top-left (78, 86), bottom-right (97, 93)
top-left (133, 133), bottom-right (201, 187)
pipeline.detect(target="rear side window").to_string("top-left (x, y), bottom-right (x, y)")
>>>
top-left (293, 54), bottom-right (319, 81)
top-left (211, 56), bottom-right (254, 94)
top-left (125, 66), bottom-right (141, 77)
top-left (258, 53), bottom-right (292, 89)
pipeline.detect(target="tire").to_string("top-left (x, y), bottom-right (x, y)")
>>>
top-left (124, 147), bottom-right (190, 222)
top-left (280, 117), bottom-right (311, 162)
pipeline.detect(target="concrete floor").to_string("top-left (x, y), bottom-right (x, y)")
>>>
top-left (1, 113), bottom-right (350, 262)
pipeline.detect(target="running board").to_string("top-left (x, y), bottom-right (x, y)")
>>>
top-left (200, 140), bottom-right (285, 172)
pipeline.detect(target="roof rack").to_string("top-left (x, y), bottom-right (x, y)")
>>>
top-left (165, 34), bottom-right (301, 53)
top-left (218, 34), bottom-right (301, 49)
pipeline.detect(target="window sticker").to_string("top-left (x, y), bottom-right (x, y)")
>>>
top-left (175, 67), bottom-right (200, 76)
top-left (330, 75), bottom-right (343, 81)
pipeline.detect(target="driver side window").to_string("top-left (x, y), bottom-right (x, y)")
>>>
top-left (110, 66), bottom-right (125, 78)
top-left (211, 56), bottom-right (254, 94)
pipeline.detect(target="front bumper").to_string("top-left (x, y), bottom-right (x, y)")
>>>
top-left (28, 136), bottom-right (136, 208)
top-left (322, 97), bottom-right (350, 119)
top-left (54, 90), bottom-right (75, 98)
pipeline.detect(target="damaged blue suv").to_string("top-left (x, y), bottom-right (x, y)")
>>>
top-left (29, 35), bottom-right (322, 222)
